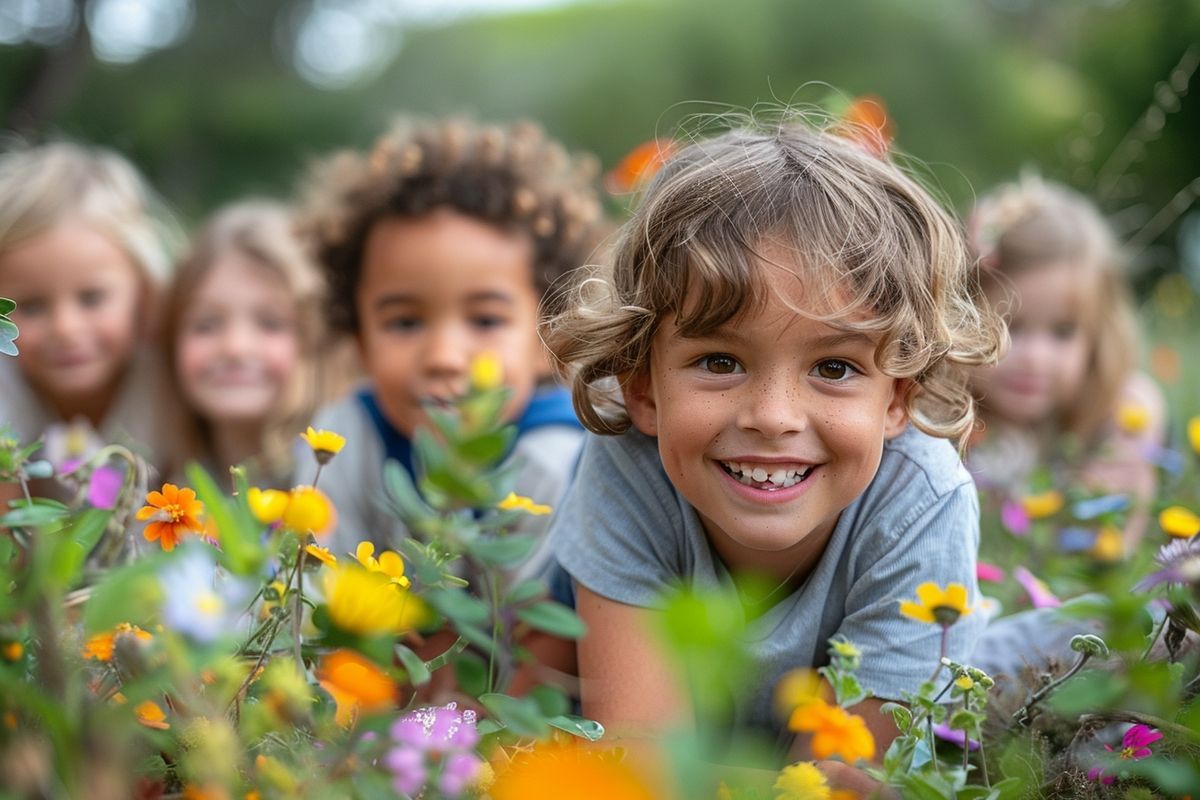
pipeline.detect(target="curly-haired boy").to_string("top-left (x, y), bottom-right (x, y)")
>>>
top-left (299, 118), bottom-right (608, 574)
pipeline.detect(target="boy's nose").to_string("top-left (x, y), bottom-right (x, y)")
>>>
top-left (49, 302), bottom-right (86, 340)
top-left (219, 320), bottom-right (255, 357)
top-left (423, 323), bottom-right (471, 377)
top-left (737, 380), bottom-right (808, 439)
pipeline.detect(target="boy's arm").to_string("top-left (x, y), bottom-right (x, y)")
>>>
top-left (575, 583), bottom-right (689, 733)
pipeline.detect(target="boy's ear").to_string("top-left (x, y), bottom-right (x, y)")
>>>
top-left (883, 378), bottom-right (911, 439)
top-left (621, 369), bottom-right (659, 437)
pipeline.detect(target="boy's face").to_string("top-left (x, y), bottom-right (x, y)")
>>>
top-left (0, 222), bottom-right (143, 410)
top-left (971, 264), bottom-right (1089, 426)
top-left (355, 209), bottom-right (547, 439)
top-left (624, 266), bottom-right (908, 577)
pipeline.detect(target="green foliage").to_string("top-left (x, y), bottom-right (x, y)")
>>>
top-left (0, 297), bottom-right (17, 357)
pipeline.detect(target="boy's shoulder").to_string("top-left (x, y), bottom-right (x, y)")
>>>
top-left (876, 424), bottom-right (971, 501)
top-left (309, 387), bottom-right (386, 473)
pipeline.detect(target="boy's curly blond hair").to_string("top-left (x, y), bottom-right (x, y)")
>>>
top-left (297, 118), bottom-right (608, 334)
top-left (542, 115), bottom-right (1005, 442)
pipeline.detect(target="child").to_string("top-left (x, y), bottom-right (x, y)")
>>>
top-left (541, 117), bottom-right (1005, 752)
top-left (161, 200), bottom-right (334, 489)
top-left (966, 177), bottom-right (1165, 548)
top-left (0, 141), bottom-right (176, 506)
top-left (298, 118), bottom-right (607, 576)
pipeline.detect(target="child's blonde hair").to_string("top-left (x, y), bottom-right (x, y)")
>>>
top-left (967, 176), bottom-right (1136, 440)
top-left (544, 115), bottom-right (1004, 441)
top-left (0, 141), bottom-right (173, 285)
top-left (162, 201), bottom-right (326, 482)
top-left (297, 117), bottom-right (608, 334)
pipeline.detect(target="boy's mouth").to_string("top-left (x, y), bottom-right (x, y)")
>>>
top-left (718, 460), bottom-right (815, 491)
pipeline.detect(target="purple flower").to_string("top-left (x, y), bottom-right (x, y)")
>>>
top-left (933, 722), bottom-right (980, 751)
top-left (439, 751), bottom-right (484, 797)
top-left (1001, 500), bottom-right (1030, 536)
top-left (87, 465), bottom-right (123, 510)
top-left (385, 746), bottom-right (426, 797)
top-left (1014, 566), bottom-right (1060, 609)
top-left (1089, 724), bottom-right (1162, 785)
top-left (1137, 537), bottom-right (1200, 591)
top-left (390, 703), bottom-right (479, 752)
top-left (976, 562), bottom-right (1005, 583)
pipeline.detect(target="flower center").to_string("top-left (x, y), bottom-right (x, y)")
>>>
top-left (933, 605), bottom-right (963, 626)
top-left (164, 503), bottom-right (185, 522)
top-left (1120, 746), bottom-right (1136, 760)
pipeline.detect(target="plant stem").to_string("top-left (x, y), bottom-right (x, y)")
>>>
top-left (1014, 652), bottom-right (1091, 724)
top-left (293, 541), bottom-right (308, 674)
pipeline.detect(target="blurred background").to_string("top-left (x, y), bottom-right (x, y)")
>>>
top-left (2, 0), bottom-right (1199, 403)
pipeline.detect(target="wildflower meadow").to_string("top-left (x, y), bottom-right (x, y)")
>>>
top-left (4, 297), bottom-right (1200, 800)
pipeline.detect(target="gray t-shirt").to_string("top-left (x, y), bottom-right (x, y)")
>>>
top-left (307, 387), bottom-right (584, 584)
top-left (553, 425), bottom-right (984, 733)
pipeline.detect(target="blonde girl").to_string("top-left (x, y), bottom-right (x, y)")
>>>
top-left (966, 177), bottom-right (1165, 545)
top-left (161, 200), bottom-right (338, 489)
top-left (0, 141), bottom-right (176, 506)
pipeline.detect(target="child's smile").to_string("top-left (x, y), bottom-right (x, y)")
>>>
top-left (624, 269), bottom-right (910, 583)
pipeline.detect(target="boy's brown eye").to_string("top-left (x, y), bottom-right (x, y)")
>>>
top-left (814, 360), bottom-right (851, 380)
top-left (700, 354), bottom-right (740, 374)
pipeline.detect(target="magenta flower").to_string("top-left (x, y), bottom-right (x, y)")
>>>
top-left (933, 722), bottom-right (980, 751)
top-left (87, 465), bottom-right (123, 509)
top-left (386, 703), bottom-right (482, 799)
top-left (1014, 566), bottom-right (1060, 609)
top-left (1001, 500), bottom-right (1030, 536)
top-left (1088, 724), bottom-right (1162, 785)
top-left (976, 562), bottom-right (1006, 583)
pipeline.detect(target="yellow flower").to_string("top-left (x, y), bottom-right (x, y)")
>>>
top-left (773, 762), bottom-right (830, 800)
top-left (282, 486), bottom-right (336, 538)
top-left (1, 641), bottom-right (22, 661)
top-left (136, 483), bottom-right (205, 551)
top-left (1092, 526), bottom-right (1124, 562)
top-left (1116, 403), bottom-right (1150, 434)
top-left (317, 649), bottom-right (397, 727)
top-left (498, 492), bottom-right (552, 516)
top-left (469, 352), bottom-right (504, 391)
top-left (899, 582), bottom-right (973, 628)
top-left (1160, 506), bottom-right (1200, 539)
top-left (355, 542), bottom-right (411, 588)
top-left (135, 700), bottom-right (170, 730)
top-left (787, 698), bottom-right (875, 763)
top-left (773, 668), bottom-right (831, 718)
top-left (247, 488), bottom-right (289, 525)
top-left (1189, 416), bottom-right (1200, 456)
top-left (259, 580), bottom-right (289, 620)
top-left (829, 639), bottom-right (860, 659)
top-left (300, 427), bottom-right (346, 465)
top-left (489, 742), bottom-right (658, 800)
top-left (82, 623), bottom-right (152, 662)
top-left (305, 544), bottom-right (337, 568)
top-left (954, 675), bottom-right (974, 691)
top-left (324, 565), bottom-right (427, 636)
top-left (1020, 490), bottom-right (1064, 520)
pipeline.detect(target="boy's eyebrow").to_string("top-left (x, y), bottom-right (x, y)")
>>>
top-left (463, 290), bottom-right (516, 304)
top-left (692, 327), bottom-right (877, 350)
top-left (374, 290), bottom-right (516, 310)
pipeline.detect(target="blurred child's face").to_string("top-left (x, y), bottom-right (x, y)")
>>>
top-left (971, 264), bottom-right (1090, 426)
top-left (0, 221), bottom-right (143, 408)
top-left (175, 254), bottom-right (300, 424)
top-left (355, 209), bottom-right (546, 439)
top-left (623, 259), bottom-right (909, 577)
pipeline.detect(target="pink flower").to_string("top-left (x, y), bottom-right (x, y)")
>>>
top-left (1001, 500), bottom-right (1030, 536)
top-left (87, 465), bottom-right (123, 510)
top-left (1088, 724), bottom-right (1162, 785)
top-left (1014, 566), bottom-right (1060, 609)
top-left (976, 562), bottom-right (1006, 583)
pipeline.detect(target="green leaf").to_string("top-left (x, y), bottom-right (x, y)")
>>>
top-left (457, 429), bottom-right (515, 465)
top-left (1046, 669), bottom-right (1125, 716)
top-left (479, 693), bottom-right (549, 739)
top-left (394, 643), bottom-right (431, 686)
top-left (186, 462), bottom-right (264, 575)
top-left (516, 601), bottom-right (587, 639)
top-left (469, 533), bottom-right (537, 567)
top-left (426, 588), bottom-right (490, 626)
top-left (0, 499), bottom-right (69, 528)
top-left (504, 579), bottom-right (545, 606)
top-left (453, 650), bottom-right (489, 696)
top-left (529, 685), bottom-right (569, 717)
top-left (0, 297), bottom-right (15, 315)
top-left (547, 715), bottom-right (605, 742)
top-left (383, 460), bottom-right (436, 523)
top-left (0, 317), bottom-right (18, 357)
top-left (85, 557), bottom-right (167, 631)
top-left (48, 508), bottom-right (111, 587)
top-left (880, 701), bottom-right (912, 735)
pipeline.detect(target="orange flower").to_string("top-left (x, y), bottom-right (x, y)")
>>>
top-left (788, 698), bottom-right (876, 763)
top-left (136, 483), bottom-right (204, 552)
top-left (604, 139), bottom-right (677, 194)
top-left (82, 623), bottom-right (153, 662)
top-left (490, 741), bottom-right (658, 800)
top-left (318, 649), bottom-right (397, 727)
top-left (832, 95), bottom-right (894, 159)
top-left (135, 700), bottom-right (170, 730)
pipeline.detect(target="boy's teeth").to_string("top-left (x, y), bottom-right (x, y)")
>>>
top-left (723, 461), bottom-right (813, 488)
top-left (751, 467), bottom-right (768, 483)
